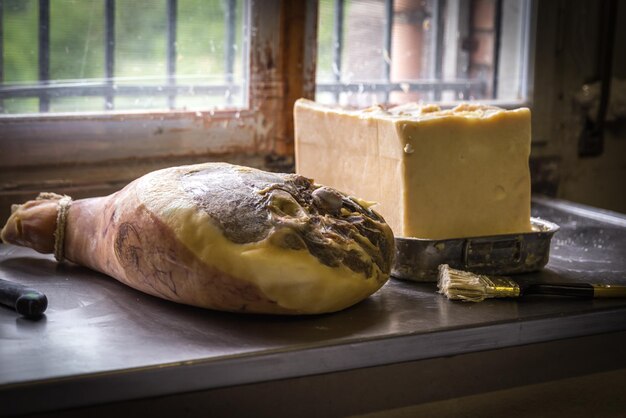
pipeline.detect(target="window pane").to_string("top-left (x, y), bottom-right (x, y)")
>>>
top-left (316, 0), bottom-right (530, 106)
top-left (115, 0), bottom-right (167, 82)
top-left (49, 0), bottom-right (105, 113)
top-left (113, 0), bottom-right (168, 111)
top-left (1, 0), bottom-right (39, 113)
top-left (0, 0), bottom-right (248, 115)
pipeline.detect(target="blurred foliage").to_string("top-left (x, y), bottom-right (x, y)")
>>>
top-left (3, 0), bottom-right (38, 83)
top-left (1, 0), bottom-right (244, 113)
top-left (316, 0), bottom-right (333, 82)
top-left (317, 0), bottom-right (350, 83)
top-left (50, 0), bottom-right (105, 81)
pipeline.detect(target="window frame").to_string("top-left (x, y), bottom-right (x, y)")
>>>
top-left (0, 0), bottom-right (318, 182)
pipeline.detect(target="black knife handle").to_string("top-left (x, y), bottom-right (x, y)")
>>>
top-left (0, 278), bottom-right (48, 318)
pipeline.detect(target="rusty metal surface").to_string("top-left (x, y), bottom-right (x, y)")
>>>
top-left (1, 198), bottom-right (626, 415)
top-left (392, 217), bottom-right (560, 281)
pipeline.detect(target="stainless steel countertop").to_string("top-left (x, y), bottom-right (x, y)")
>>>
top-left (1, 197), bottom-right (626, 415)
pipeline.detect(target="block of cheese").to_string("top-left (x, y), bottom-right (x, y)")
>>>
top-left (294, 98), bottom-right (532, 239)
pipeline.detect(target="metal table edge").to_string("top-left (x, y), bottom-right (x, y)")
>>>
top-left (3, 305), bottom-right (626, 416)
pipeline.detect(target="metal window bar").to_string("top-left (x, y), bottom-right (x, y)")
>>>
top-left (323, 0), bottom-right (479, 105)
top-left (240, 0), bottom-right (249, 106)
top-left (492, 0), bottom-right (503, 99)
top-left (38, 0), bottom-right (50, 112)
top-left (0, 83), bottom-right (241, 99)
top-left (518, 0), bottom-right (531, 101)
top-left (167, 0), bottom-right (177, 109)
top-left (0, 0), bottom-right (248, 114)
top-left (0, 0), bottom-right (494, 113)
top-left (105, 0), bottom-right (115, 110)
top-left (225, 0), bottom-right (236, 105)
top-left (456, 0), bottom-right (471, 100)
top-left (430, 0), bottom-right (445, 101)
top-left (316, 79), bottom-right (485, 95)
top-left (382, 0), bottom-right (393, 103)
top-left (332, 0), bottom-right (344, 103)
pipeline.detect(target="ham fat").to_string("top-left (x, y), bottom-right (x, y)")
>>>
top-left (1, 163), bottom-right (395, 314)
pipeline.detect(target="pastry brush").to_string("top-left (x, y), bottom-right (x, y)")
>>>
top-left (437, 264), bottom-right (626, 302)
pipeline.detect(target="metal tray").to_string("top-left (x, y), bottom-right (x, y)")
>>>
top-left (391, 218), bottom-right (560, 282)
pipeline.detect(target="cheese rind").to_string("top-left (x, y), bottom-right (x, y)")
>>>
top-left (294, 99), bottom-right (532, 239)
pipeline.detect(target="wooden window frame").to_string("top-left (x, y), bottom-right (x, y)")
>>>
top-left (0, 0), bottom-right (318, 221)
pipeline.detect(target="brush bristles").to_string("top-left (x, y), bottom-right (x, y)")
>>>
top-left (437, 264), bottom-right (491, 302)
top-left (437, 264), bottom-right (521, 302)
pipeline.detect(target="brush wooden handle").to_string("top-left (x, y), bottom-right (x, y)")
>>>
top-left (523, 283), bottom-right (626, 298)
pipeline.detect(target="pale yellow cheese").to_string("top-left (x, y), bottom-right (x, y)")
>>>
top-left (294, 99), bottom-right (532, 239)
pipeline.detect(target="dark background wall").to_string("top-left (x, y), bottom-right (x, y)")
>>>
top-left (531, 0), bottom-right (626, 214)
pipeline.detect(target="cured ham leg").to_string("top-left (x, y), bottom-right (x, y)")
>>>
top-left (1, 163), bottom-right (395, 314)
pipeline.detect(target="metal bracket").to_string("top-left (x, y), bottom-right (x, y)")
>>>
top-left (463, 236), bottom-right (523, 270)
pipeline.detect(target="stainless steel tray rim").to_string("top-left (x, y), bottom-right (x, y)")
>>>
top-left (394, 217), bottom-right (559, 243)
top-left (392, 217), bottom-right (560, 282)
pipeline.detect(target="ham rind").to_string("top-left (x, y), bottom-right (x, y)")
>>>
top-left (1, 163), bottom-right (395, 314)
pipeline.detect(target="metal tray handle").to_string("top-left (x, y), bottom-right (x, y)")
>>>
top-left (463, 237), bottom-right (524, 270)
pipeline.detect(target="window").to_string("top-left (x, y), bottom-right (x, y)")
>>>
top-left (316, 0), bottom-right (532, 107)
top-left (0, 0), bottom-right (533, 222)
top-left (0, 0), bottom-right (318, 224)
top-left (0, 1), bottom-right (316, 165)
top-left (0, 0), bottom-right (248, 114)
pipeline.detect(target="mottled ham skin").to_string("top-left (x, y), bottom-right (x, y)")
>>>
top-left (1, 163), bottom-right (395, 314)
top-left (1, 199), bottom-right (58, 254)
top-left (68, 190), bottom-right (294, 313)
